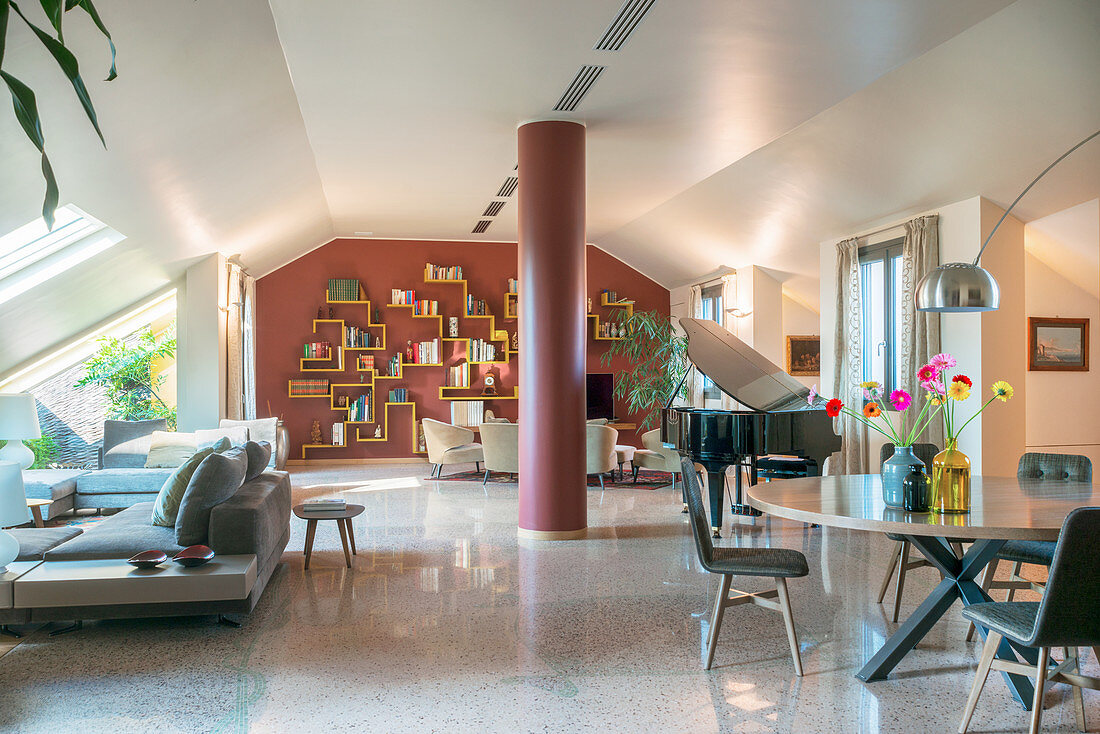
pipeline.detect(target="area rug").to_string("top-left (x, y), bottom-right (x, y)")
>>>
top-left (432, 469), bottom-right (675, 489)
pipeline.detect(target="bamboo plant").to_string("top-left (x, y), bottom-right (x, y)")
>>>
top-left (599, 309), bottom-right (689, 432)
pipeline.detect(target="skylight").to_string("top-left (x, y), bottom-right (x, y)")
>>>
top-left (0, 205), bottom-right (124, 305)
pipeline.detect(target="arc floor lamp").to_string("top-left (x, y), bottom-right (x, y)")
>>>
top-left (916, 128), bottom-right (1100, 313)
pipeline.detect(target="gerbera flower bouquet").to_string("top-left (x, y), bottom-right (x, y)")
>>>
top-left (816, 381), bottom-right (936, 448)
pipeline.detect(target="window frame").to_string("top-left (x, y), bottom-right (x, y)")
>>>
top-left (858, 237), bottom-right (904, 397)
top-left (700, 283), bottom-right (723, 400)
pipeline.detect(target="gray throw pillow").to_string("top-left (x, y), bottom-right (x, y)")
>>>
top-left (211, 436), bottom-right (232, 453)
top-left (174, 446), bottom-right (248, 546)
top-left (151, 447), bottom-right (215, 527)
top-left (243, 441), bottom-right (272, 482)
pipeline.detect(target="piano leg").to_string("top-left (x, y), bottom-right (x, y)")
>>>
top-left (730, 458), bottom-right (763, 519)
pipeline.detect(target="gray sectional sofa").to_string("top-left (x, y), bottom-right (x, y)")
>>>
top-left (2, 470), bottom-right (290, 626)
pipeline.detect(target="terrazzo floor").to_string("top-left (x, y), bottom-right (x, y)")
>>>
top-left (0, 463), bottom-right (1095, 733)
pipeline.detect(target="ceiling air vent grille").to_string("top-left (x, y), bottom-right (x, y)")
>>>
top-left (594, 0), bottom-right (656, 51)
top-left (472, 220), bottom-right (492, 234)
top-left (496, 177), bottom-right (518, 198)
top-left (482, 201), bottom-right (505, 217)
top-left (553, 65), bottom-right (605, 112)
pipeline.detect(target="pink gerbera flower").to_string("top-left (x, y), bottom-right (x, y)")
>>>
top-left (917, 364), bottom-right (937, 382)
top-left (930, 353), bottom-right (957, 372)
top-left (807, 384), bottom-right (818, 406)
top-left (890, 389), bottom-right (912, 411)
top-left (921, 379), bottom-right (945, 395)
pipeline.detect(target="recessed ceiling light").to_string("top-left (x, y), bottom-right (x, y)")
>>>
top-left (353, 231), bottom-right (373, 236)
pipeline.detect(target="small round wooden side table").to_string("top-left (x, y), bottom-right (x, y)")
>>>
top-left (26, 498), bottom-right (51, 528)
top-left (292, 504), bottom-right (365, 570)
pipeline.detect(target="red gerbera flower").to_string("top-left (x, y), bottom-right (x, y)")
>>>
top-left (825, 398), bottom-right (843, 418)
top-left (952, 374), bottom-right (972, 388)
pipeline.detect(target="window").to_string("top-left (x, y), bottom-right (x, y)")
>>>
top-left (700, 284), bottom-right (723, 400)
top-left (0, 205), bottom-right (123, 305)
top-left (859, 238), bottom-right (904, 395)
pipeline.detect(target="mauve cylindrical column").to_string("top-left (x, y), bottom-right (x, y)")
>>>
top-left (517, 120), bottom-right (587, 539)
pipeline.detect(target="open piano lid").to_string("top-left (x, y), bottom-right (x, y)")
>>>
top-left (680, 317), bottom-right (816, 413)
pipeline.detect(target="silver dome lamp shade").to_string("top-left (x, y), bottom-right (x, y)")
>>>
top-left (916, 129), bottom-right (1099, 313)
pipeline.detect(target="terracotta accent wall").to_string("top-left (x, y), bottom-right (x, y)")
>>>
top-left (256, 238), bottom-right (669, 460)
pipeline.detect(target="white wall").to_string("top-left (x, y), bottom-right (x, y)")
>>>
top-left (1024, 199), bottom-right (1100, 466)
top-left (782, 294), bottom-right (820, 388)
top-left (176, 253), bottom-right (227, 431)
top-left (820, 196), bottom-right (1026, 473)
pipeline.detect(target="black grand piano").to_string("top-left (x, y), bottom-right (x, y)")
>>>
top-left (662, 318), bottom-right (841, 537)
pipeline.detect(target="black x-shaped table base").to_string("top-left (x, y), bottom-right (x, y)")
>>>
top-left (856, 535), bottom-right (1039, 709)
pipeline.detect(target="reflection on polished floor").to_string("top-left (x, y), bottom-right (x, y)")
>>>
top-left (0, 463), bottom-right (1095, 733)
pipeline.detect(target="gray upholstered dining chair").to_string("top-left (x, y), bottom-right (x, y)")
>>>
top-left (680, 457), bottom-right (809, 674)
top-left (959, 506), bottom-right (1100, 734)
top-left (876, 443), bottom-right (947, 622)
top-left (966, 452), bottom-right (1093, 642)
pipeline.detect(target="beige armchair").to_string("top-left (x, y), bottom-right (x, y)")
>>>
top-left (632, 429), bottom-right (683, 489)
top-left (422, 418), bottom-right (484, 478)
top-left (480, 422), bottom-right (519, 484)
top-left (586, 423), bottom-right (618, 490)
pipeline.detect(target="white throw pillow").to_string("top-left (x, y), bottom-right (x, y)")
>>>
top-left (195, 426), bottom-right (249, 449)
top-left (220, 418), bottom-right (279, 466)
top-left (145, 431), bottom-right (198, 468)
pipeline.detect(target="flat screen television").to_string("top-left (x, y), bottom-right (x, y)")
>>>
top-left (586, 373), bottom-right (615, 421)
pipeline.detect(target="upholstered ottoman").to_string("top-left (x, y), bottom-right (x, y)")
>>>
top-left (614, 445), bottom-right (636, 481)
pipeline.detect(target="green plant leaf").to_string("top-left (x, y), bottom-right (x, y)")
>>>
top-left (0, 2), bottom-right (9, 66)
top-left (0, 70), bottom-right (59, 227)
top-left (10, 0), bottom-right (105, 144)
top-left (65, 0), bottom-right (116, 81)
top-left (38, 0), bottom-right (63, 39)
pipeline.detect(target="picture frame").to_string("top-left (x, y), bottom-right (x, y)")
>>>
top-left (786, 335), bottom-right (821, 377)
top-left (1028, 317), bottom-right (1089, 371)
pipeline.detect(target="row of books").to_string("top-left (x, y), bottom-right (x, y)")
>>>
top-left (450, 400), bottom-right (485, 427)
top-left (597, 321), bottom-right (627, 339)
top-left (408, 338), bottom-right (441, 364)
top-left (410, 299), bottom-right (439, 316)
top-left (507, 278), bottom-right (519, 293)
top-left (388, 388), bottom-right (409, 403)
top-left (290, 379), bottom-right (330, 397)
top-left (303, 341), bottom-right (333, 359)
top-left (328, 278), bottom-right (360, 302)
top-left (357, 354), bottom-right (375, 371)
top-left (445, 362), bottom-right (470, 388)
top-left (302, 497), bottom-right (346, 512)
top-left (344, 326), bottom-right (380, 348)
top-left (391, 289), bottom-right (418, 305)
top-left (331, 423), bottom-right (345, 446)
top-left (468, 338), bottom-right (499, 362)
top-left (385, 354), bottom-right (401, 376)
top-left (466, 294), bottom-right (488, 316)
top-left (347, 393), bottom-right (372, 423)
top-left (426, 263), bottom-right (463, 280)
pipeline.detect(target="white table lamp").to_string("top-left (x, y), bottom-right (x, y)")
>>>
top-left (0, 393), bottom-right (42, 470)
top-left (0, 461), bottom-right (30, 572)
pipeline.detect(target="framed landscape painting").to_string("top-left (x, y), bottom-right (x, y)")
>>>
top-left (1028, 317), bottom-right (1089, 371)
top-left (786, 335), bottom-right (821, 376)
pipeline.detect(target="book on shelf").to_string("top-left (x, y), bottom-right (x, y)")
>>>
top-left (426, 263), bottom-right (463, 281)
top-left (410, 337), bottom-right (440, 364)
top-left (303, 342), bottom-right (333, 359)
top-left (507, 278), bottom-right (519, 294)
top-left (390, 288), bottom-right (417, 305)
top-left (328, 278), bottom-right (360, 301)
top-left (348, 392), bottom-right (372, 422)
top-left (358, 354), bottom-right (375, 371)
top-left (411, 299), bottom-right (438, 316)
top-left (344, 325), bottom-right (376, 348)
top-left (387, 388), bottom-right (408, 403)
top-left (332, 422), bottom-right (344, 446)
top-left (446, 362), bottom-right (470, 388)
top-left (450, 400), bottom-right (484, 428)
top-left (469, 338), bottom-right (498, 362)
top-left (465, 294), bottom-right (488, 316)
top-left (302, 498), bottom-right (346, 512)
top-left (289, 379), bottom-right (330, 396)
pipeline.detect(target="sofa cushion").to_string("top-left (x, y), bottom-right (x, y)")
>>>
top-left (220, 418), bottom-right (278, 466)
top-left (145, 431), bottom-right (198, 468)
top-left (102, 419), bottom-right (167, 468)
top-left (43, 503), bottom-right (185, 561)
top-left (150, 447), bottom-right (216, 527)
top-left (21, 469), bottom-right (86, 502)
top-left (9, 526), bottom-right (82, 561)
top-left (77, 468), bottom-right (176, 495)
top-left (175, 447), bottom-right (248, 546)
top-left (242, 442), bottom-right (272, 483)
top-left (196, 426), bottom-right (249, 449)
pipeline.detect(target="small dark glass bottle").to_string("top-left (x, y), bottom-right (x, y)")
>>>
top-left (903, 465), bottom-right (930, 512)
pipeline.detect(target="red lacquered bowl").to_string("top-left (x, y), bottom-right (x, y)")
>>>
top-left (128, 550), bottom-right (168, 569)
top-left (172, 545), bottom-right (215, 567)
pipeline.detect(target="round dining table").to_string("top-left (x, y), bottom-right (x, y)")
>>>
top-left (745, 473), bottom-right (1098, 709)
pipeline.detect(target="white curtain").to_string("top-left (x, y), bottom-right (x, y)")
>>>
top-left (225, 263), bottom-right (257, 420)
top-left (900, 215), bottom-right (942, 447)
top-left (832, 238), bottom-right (869, 474)
top-left (686, 284), bottom-right (705, 407)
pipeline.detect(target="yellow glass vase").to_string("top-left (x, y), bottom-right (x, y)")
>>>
top-left (931, 440), bottom-right (971, 513)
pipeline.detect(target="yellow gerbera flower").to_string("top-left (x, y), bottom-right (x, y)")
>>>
top-left (860, 381), bottom-right (880, 390)
top-left (947, 382), bottom-right (970, 401)
top-left (926, 393), bottom-right (943, 405)
top-left (991, 381), bottom-right (1014, 401)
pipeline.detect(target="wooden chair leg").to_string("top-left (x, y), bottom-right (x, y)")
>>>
top-left (1066, 647), bottom-right (1086, 732)
top-left (704, 574), bottom-right (732, 670)
top-left (1007, 561), bottom-right (1024, 602)
top-left (775, 577), bottom-right (803, 676)
top-left (877, 541), bottom-right (903, 604)
top-left (967, 558), bottom-right (1000, 642)
top-left (892, 541), bottom-right (911, 623)
top-left (959, 631), bottom-right (1001, 734)
top-left (1029, 647), bottom-right (1049, 734)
